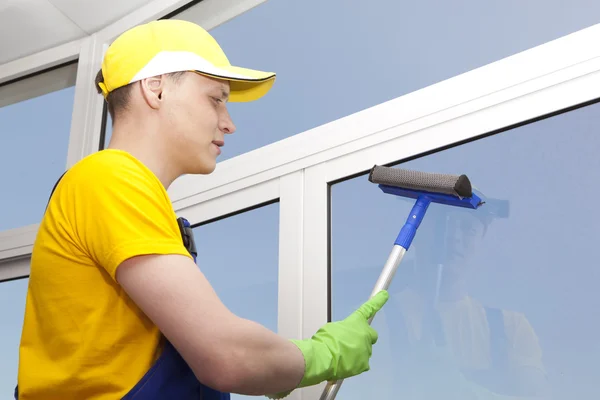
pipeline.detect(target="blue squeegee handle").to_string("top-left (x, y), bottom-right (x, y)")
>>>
top-left (319, 195), bottom-right (432, 400)
top-left (394, 195), bottom-right (431, 250)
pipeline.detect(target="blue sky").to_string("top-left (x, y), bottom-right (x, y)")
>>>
top-left (3, 0), bottom-right (600, 398)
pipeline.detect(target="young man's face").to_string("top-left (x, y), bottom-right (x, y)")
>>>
top-left (414, 208), bottom-right (488, 280)
top-left (162, 72), bottom-right (236, 175)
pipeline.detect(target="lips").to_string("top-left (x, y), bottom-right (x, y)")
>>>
top-left (212, 140), bottom-right (224, 155)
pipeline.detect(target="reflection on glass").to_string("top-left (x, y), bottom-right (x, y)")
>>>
top-left (383, 200), bottom-right (548, 400)
top-left (331, 101), bottom-right (600, 399)
top-left (175, 0), bottom-right (600, 160)
top-left (191, 203), bottom-right (279, 399)
top-left (0, 278), bottom-right (28, 397)
top-left (0, 86), bottom-right (74, 231)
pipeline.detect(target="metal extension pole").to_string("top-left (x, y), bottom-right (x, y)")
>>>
top-left (319, 194), bottom-right (432, 400)
top-left (318, 244), bottom-right (408, 400)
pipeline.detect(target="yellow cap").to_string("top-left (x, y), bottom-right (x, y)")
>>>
top-left (98, 19), bottom-right (276, 102)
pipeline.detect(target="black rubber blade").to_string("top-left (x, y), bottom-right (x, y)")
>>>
top-left (368, 165), bottom-right (472, 198)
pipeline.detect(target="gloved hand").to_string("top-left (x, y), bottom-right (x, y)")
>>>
top-left (266, 290), bottom-right (389, 399)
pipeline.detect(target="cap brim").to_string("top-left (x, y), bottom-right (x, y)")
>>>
top-left (194, 65), bottom-right (276, 102)
top-left (128, 51), bottom-right (276, 102)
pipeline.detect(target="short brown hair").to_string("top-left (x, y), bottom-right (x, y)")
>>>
top-left (94, 69), bottom-right (187, 122)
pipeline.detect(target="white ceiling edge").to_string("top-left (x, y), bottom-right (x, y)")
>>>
top-left (96, 0), bottom-right (196, 43)
top-left (0, 0), bottom-right (267, 86)
top-left (0, 0), bottom-right (87, 65)
top-left (0, 0), bottom-right (195, 84)
top-left (48, 0), bottom-right (157, 34)
top-left (95, 0), bottom-right (267, 43)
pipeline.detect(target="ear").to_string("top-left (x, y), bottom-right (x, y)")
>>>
top-left (140, 76), bottom-right (165, 110)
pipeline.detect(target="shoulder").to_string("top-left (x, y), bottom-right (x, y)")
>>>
top-left (60, 150), bottom-right (170, 202)
top-left (48, 150), bottom-right (187, 278)
top-left (69, 149), bottom-right (159, 184)
top-left (46, 149), bottom-right (177, 235)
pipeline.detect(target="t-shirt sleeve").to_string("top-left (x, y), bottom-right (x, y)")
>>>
top-left (64, 153), bottom-right (192, 280)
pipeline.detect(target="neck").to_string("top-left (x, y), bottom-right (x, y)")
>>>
top-left (106, 114), bottom-right (181, 188)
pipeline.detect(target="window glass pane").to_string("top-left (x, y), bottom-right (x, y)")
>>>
top-left (330, 101), bottom-right (600, 399)
top-left (0, 278), bottom-right (28, 397)
top-left (192, 203), bottom-right (279, 398)
top-left (102, 113), bottom-right (113, 150)
top-left (0, 65), bottom-right (77, 231)
top-left (176, 0), bottom-right (600, 160)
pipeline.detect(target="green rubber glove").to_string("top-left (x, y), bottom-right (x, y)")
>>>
top-left (266, 290), bottom-right (389, 399)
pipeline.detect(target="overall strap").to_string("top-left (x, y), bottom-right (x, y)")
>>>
top-left (177, 217), bottom-right (197, 262)
top-left (45, 170), bottom-right (68, 210)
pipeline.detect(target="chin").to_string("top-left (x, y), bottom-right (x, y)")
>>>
top-left (190, 162), bottom-right (217, 175)
top-left (183, 150), bottom-right (217, 175)
top-left (203, 165), bottom-right (217, 174)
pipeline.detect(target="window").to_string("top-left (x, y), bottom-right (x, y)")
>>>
top-left (173, 0), bottom-right (600, 160)
top-left (0, 63), bottom-right (77, 231)
top-left (330, 101), bottom-right (600, 399)
top-left (0, 278), bottom-right (29, 397)
top-left (101, 112), bottom-right (113, 150)
top-left (191, 201), bottom-right (279, 339)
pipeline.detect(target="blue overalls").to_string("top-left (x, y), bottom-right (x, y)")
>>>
top-left (15, 172), bottom-right (231, 399)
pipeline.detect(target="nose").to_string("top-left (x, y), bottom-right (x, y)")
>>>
top-left (219, 107), bottom-right (236, 135)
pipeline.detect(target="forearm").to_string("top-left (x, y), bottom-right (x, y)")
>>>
top-left (212, 316), bottom-right (307, 395)
top-left (213, 291), bottom-right (389, 396)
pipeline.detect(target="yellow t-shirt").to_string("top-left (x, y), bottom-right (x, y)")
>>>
top-left (17, 149), bottom-right (192, 400)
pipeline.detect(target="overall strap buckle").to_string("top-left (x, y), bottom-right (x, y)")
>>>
top-left (177, 217), bottom-right (197, 259)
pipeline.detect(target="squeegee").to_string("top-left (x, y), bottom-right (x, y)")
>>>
top-left (318, 165), bottom-right (485, 400)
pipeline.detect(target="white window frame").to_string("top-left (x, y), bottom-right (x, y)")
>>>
top-left (0, 54), bottom-right (81, 271)
top-left (1, 2), bottom-right (600, 398)
top-left (0, 39), bottom-right (81, 85)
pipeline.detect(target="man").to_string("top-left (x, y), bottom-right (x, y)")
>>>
top-left (16, 19), bottom-right (388, 400)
